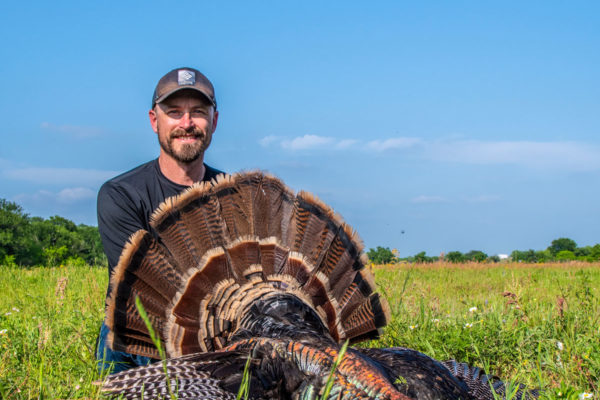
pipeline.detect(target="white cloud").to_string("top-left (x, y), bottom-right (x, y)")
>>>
top-left (335, 139), bottom-right (358, 149)
top-left (56, 187), bottom-right (96, 203)
top-left (14, 187), bottom-right (96, 205)
top-left (259, 135), bottom-right (279, 147)
top-left (41, 122), bottom-right (103, 138)
top-left (411, 195), bottom-right (447, 204)
top-left (367, 137), bottom-right (422, 152)
top-left (3, 167), bottom-right (119, 185)
top-left (258, 135), bottom-right (600, 172)
top-left (281, 135), bottom-right (335, 150)
top-left (427, 140), bottom-right (600, 171)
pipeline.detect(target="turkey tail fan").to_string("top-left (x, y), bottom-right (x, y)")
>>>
top-left (105, 171), bottom-right (390, 359)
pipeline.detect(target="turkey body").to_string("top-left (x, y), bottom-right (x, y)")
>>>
top-left (101, 171), bottom-right (537, 400)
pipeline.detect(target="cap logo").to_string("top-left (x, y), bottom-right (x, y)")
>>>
top-left (178, 70), bottom-right (195, 86)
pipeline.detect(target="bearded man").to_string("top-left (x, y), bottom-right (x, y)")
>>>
top-left (95, 67), bottom-right (224, 373)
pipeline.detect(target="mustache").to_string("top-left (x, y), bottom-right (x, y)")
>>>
top-left (170, 128), bottom-right (204, 139)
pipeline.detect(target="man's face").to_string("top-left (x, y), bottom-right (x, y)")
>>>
top-left (149, 91), bottom-right (218, 164)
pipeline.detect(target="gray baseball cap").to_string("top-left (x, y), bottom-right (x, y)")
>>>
top-left (152, 67), bottom-right (217, 109)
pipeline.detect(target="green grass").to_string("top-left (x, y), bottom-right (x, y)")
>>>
top-left (0, 262), bottom-right (598, 399)
top-left (0, 264), bottom-right (105, 399)
top-left (367, 262), bottom-right (600, 399)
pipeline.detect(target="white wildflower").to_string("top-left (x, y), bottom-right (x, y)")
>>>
top-left (0, 329), bottom-right (7, 335)
top-left (431, 318), bottom-right (440, 323)
top-left (464, 323), bottom-right (473, 328)
top-left (4, 312), bottom-right (11, 316)
top-left (409, 325), bottom-right (417, 330)
top-left (556, 341), bottom-right (564, 351)
top-left (12, 307), bottom-right (19, 312)
top-left (579, 393), bottom-right (593, 399)
top-left (469, 307), bottom-right (477, 313)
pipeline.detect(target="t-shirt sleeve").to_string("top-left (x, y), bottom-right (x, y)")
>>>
top-left (97, 181), bottom-right (146, 273)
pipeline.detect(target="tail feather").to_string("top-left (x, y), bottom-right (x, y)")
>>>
top-left (105, 171), bottom-right (389, 358)
top-left (343, 293), bottom-right (390, 342)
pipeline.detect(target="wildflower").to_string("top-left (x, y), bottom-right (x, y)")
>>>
top-left (75, 385), bottom-right (80, 391)
top-left (579, 393), bottom-right (593, 399)
top-left (409, 325), bottom-right (417, 330)
top-left (469, 306), bottom-right (477, 313)
top-left (431, 319), bottom-right (440, 324)
top-left (0, 329), bottom-right (7, 335)
top-left (464, 323), bottom-right (473, 328)
top-left (556, 341), bottom-right (564, 351)
top-left (11, 307), bottom-right (19, 312)
top-left (4, 312), bottom-right (11, 316)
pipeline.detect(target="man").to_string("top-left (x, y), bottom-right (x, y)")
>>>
top-left (96, 67), bottom-right (224, 373)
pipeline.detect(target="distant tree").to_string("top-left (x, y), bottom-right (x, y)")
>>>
top-left (367, 246), bottom-right (397, 264)
top-left (487, 255), bottom-right (500, 263)
top-left (534, 250), bottom-right (552, 263)
top-left (464, 250), bottom-right (488, 263)
top-left (30, 217), bottom-right (79, 266)
top-left (42, 245), bottom-right (69, 266)
top-left (589, 244), bottom-right (600, 262)
top-left (512, 249), bottom-right (550, 263)
top-left (76, 224), bottom-right (107, 265)
top-left (413, 251), bottom-right (431, 263)
top-left (445, 251), bottom-right (464, 263)
top-left (511, 249), bottom-right (537, 263)
top-left (0, 199), bottom-right (33, 264)
top-left (0, 198), bottom-right (107, 267)
top-left (548, 238), bottom-right (577, 256)
top-left (574, 246), bottom-right (591, 258)
top-left (510, 250), bottom-right (524, 262)
top-left (556, 250), bottom-right (576, 262)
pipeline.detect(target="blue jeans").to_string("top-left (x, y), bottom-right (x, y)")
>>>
top-left (96, 321), bottom-right (158, 374)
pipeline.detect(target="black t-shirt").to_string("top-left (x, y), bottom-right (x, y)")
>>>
top-left (97, 159), bottom-right (224, 298)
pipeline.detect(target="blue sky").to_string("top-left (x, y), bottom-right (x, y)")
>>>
top-left (1, 1), bottom-right (598, 257)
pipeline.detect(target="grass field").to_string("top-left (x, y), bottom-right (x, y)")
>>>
top-left (0, 262), bottom-right (598, 399)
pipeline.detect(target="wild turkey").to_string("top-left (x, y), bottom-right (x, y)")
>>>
top-left (101, 171), bottom-right (538, 399)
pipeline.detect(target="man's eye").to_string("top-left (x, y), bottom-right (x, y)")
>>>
top-left (167, 110), bottom-right (182, 117)
top-left (191, 110), bottom-right (207, 117)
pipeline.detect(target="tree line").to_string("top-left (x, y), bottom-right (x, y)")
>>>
top-left (0, 198), bottom-right (106, 267)
top-left (367, 237), bottom-right (600, 264)
top-left (3, 197), bottom-right (598, 267)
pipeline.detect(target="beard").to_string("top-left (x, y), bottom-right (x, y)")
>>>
top-left (158, 127), bottom-right (212, 163)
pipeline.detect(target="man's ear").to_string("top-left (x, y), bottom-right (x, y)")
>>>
top-left (149, 108), bottom-right (158, 133)
top-left (211, 110), bottom-right (219, 133)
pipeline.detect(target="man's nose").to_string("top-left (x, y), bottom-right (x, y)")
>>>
top-left (179, 112), bottom-right (195, 130)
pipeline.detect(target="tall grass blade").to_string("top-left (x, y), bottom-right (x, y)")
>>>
top-left (320, 340), bottom-right (349, 400)
top-left (135, 296), bottom-right (177, 400)
top-left (236, 353), bottom-right (252, 400)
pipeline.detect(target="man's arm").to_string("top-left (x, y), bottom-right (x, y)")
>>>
top-left (97, 182), bottom-right (147, 274)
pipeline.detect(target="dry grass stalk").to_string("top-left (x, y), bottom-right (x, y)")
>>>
top-left (37, 322), bottom-right (51, 350)
top-left (55, 276), bottom-right (68, 307)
